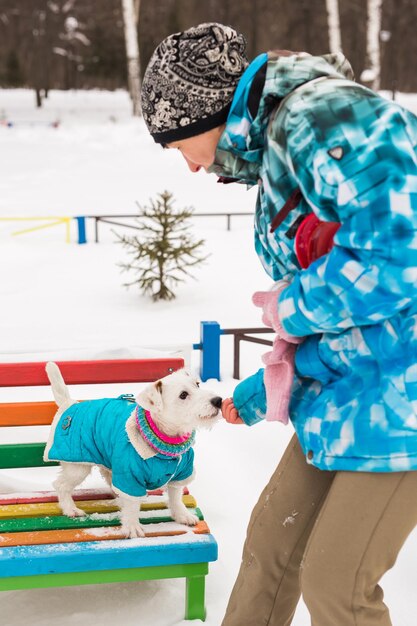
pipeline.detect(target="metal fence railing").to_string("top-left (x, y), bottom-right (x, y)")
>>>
top-left (82, 212), bottom-right (254, 243)
top-left (222, 327), bottom-right (274, 380)
top-left (0, 213), bottom-right (255, 244)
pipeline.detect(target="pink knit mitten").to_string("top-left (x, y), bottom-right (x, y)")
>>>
top-left (252, 284), bottom-right (303, 344)
top-left (262, 336), bottom-right (297, 424)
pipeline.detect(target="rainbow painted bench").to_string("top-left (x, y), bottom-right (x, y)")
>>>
top-left (0, 358), bottom-right (218, 621)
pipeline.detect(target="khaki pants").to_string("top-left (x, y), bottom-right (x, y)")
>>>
top-left (222, 434), bottom-right (417, 626)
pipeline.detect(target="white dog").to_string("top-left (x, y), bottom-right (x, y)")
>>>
top-left (44, 362), bottom-right (222, 538)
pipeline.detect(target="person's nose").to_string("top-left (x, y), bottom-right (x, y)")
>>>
top-left (183, 155), bottom-right (201, 173)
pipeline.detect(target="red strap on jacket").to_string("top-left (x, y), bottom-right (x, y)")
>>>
top-left (269, 187), bottom-right (341, 268)
top-left (270, 188), bottom-right (303, 233)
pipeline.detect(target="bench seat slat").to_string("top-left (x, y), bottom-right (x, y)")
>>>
top-left (0, 534), bottom-right (218, 578)
top-left (0, 520), bottom-right (210, 547)
top-left (0, 494), bottom-right (197, 519)
top-left (0, 507), bottom-right (204, 533)
top-left (0, 486), bottom-right (188, 505)
top-left (0, 488), bottom-right (114, 505)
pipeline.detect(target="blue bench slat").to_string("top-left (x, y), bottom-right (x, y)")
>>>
top-left (0, 535), bottom-right (218, 578)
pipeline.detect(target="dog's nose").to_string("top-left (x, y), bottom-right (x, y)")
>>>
top-left (210, 396), bottom-right (223, 409)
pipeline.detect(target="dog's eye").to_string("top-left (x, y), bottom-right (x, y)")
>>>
top-left (196, 381), bottom-right (200, 387)
top-left (179, 391), bottom-right (189, 400)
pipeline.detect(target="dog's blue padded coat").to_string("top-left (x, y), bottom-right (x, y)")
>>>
top-left (46, 397), bottom-right (194, 497)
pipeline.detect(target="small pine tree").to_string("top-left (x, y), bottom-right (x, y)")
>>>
top-left (118, 191), bottom-right (208, 301)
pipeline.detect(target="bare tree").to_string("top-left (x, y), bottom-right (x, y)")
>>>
top-left (361, 0), bottom-right (383, 90)
top-left (32, 7), bottom-right (48, 107)
top-left (49, 1), bottom-right (91, 91)
top-left (134, 0), bottom-right (140, 24)
top-left (121, 0), bottom-right (141, 116)
top-left (326, 0), bottom-right (343, 53)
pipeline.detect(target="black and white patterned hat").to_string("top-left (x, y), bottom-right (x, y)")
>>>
top-left (141, 23), bottom-right (249, 144)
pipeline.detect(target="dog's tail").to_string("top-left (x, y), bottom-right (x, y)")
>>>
top-left (45, 362), bottom-right (71, 407)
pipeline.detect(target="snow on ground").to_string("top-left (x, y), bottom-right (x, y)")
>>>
top-left (0, 88), bottom-right (417, 625)
top-left (0, 88), bottom-right (257, 216)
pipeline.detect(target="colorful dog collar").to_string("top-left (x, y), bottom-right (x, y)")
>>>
top-left (135, 405), bottom-right (195, 457)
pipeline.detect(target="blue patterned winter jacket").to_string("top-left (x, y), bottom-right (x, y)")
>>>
top-left (209, 51), bottom-right (417, 472)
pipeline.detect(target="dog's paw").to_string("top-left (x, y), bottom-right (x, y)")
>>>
top-left (121, 523), bottom-right (146, 539)
top-left (172, 509), bottom-right (199, 526)
top-left (64, 506), bottom-right (86, 518)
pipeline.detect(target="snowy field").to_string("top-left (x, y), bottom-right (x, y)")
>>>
top-left (0, 88), bottom-right (417, 625)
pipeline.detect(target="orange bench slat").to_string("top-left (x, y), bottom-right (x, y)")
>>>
top-left (0, 521), bottom-right (210, 547)
top-left (0, 401), bottom-right (58, 426)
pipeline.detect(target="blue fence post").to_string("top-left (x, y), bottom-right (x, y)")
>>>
top-left (76, 216), bottom-right (87, 244)
top-left (199, 321), bottom-right (221, 382)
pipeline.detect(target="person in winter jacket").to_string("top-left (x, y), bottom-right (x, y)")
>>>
top-left (141, 22), bottom-right (417, 626)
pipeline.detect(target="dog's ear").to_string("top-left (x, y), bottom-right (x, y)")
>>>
top-left (137, 380), bottom-right (163, 414)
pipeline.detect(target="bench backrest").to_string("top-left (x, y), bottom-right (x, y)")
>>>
top-left (0, 358), bottom-right (184, 470)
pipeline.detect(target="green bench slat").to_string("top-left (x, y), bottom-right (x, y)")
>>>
top-left (0, 508), bottom-right (204, 533)
top-left (0, 443), bottom-right (57, 469)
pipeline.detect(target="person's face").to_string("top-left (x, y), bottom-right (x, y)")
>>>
top-left (166, 125), bottom-right (225, 173)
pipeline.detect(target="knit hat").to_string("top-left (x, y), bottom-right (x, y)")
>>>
top-left (141, 23), bottom-right (249, 144)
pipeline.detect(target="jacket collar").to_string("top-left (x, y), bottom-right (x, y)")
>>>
top-left (208, 53), bottom-right (268, 186)
top-left (208, 51), bottom-right (354, 185)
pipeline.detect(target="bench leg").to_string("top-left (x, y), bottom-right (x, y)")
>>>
top-left (185, 573), bottom-right (206, 621)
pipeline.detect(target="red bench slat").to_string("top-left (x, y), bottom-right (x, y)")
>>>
top-left (0, 358), bottom-right (184, 387)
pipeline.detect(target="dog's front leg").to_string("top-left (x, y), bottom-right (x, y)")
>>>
top-left (117, 494), bottom-right (146, 538)
top-left (168, 481), bottom-right (199, 526)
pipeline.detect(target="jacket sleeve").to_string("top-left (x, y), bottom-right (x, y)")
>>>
top-left (276, 91), bottom-right (417, 337)
top-left (233, 368), bottom-right (266, 426)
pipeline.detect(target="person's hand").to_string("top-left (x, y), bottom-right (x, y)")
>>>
top-left (222, 398), bottom-right (244, 425)
top-left (252, 284), bottom-right (303, 345)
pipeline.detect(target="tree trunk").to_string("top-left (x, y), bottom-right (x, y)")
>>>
top-left (121, 0), bottom-right (142, 116)
top-left (363, 0), bottom-right (383, 90)
top-left (134, 0), bottom-right (141, 24)
top-left (35, 88), bottom-right (43, 108)
top-left (325, 0), bottom-right (342, 53)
